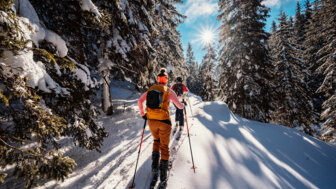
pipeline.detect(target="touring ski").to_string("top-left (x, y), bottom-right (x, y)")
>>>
top-left (149, 171), bottom-right (159, 189)
top-left (175, 131), bottom-right (182, 140)
top-left (146, 117), bottom-right (188, 188)
top-left (158, 181), bottom-right (167, 189)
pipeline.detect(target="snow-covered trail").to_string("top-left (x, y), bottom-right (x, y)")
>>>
top-left (3, 83), bottom-right (336, 189)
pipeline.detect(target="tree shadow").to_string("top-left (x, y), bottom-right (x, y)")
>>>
top-left (196, 103), bottom-right (336, 189)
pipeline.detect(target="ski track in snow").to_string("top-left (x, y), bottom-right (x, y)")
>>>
top-left (2, 82), bottom-right (336, 189)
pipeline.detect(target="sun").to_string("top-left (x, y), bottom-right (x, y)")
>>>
top-left (195, 24), bottom-right (218, 47)
top-left (201, 29), bottom-right (215, 44)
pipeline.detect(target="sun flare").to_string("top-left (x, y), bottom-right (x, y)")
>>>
top-left (195, 25), bottom-right (218, 47)
top-left (201, 29), bottom-right (215, 44)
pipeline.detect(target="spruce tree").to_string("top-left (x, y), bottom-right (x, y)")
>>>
top-left (294, 1), bottom-right (305, 45)
top-left (186, 42), bottom-right (200, 95)
top-left (304, 0), bottom-right (326, 121)
top-left (270, 11), bottom-right (317, 135)
top-left (271, 21), bottom-right (277, 33)
top-left (199, 44), bottom-right (217, 101)
top-left (151, 0), bottom-right (187, 84)
top-left (315, 0), bottom-right (336, 143)
top-left (217, 0), bottom-right (273, 122)
top-left (0, 1), bottom-right (108, 187)
top-left (304, 0), bottom-right (313, 22)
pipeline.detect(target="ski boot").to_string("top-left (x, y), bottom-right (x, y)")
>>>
top-left (176, 125), bottom-right (184, 140)
top-left (150, 151), bottom-right (160, 188)
top-left (158, 160), bottom-right (169, 189)
top-left (172, 121), bottom-right (179, 135)
top-left (179, 125), bottom-right (184, 132)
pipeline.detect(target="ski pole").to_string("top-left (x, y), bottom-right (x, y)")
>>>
top-left (187, 96), bottom-right (194, 120)
top-left (129, 119), bottom-right (147, 189)
top-left (184, 107), bottom-right (196, 173)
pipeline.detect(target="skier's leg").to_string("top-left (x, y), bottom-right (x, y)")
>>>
top-left (179, 109), bottom-right (184, 131)
top-left (159, 160), bottom-right (169, 187)
top-left (158, 121), bottom-right (171, 161)
top-left (148, 120), bottom-right (160, 170)
top-left (151, 149), bottom-right (160, 172)
top-left (175, 105), bottom-right (179, 126)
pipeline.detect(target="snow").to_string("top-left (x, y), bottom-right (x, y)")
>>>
top-left (45, 30), bottom-right (68, 57)
top-left (112, 28), bottom-right (130, 62)
top-left (0, 6), bottom-right (70, 94)
top-left (3, 83), bottom-right (336, 188)
top-left (14, 0), bottom-right (68, 57)
top-left (85, 128), bottom-right (93, 138)
top-left (166, 63), bottom-right (174, 73)
top-left (69, 58), bottom-right (97, 90)
top-left (236, 71), bottom-right (242, 79)
top-left (0, 51), bottom-right (68, 94)
top-left (14, 0), bottom-right (40, 25)
top-left (80, 0), bottom-right (102, 19)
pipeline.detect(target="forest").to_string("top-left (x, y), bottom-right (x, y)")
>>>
top-left (0, 0), bottom-right (335, 188)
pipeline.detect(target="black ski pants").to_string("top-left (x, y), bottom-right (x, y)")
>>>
top-left (174, 105), bottom-right (184, 126)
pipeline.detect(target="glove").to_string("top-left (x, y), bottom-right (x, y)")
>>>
top-left (182, 101), bottom-right (187, 105)
top-left (142, 114), bottom-right (147, 120)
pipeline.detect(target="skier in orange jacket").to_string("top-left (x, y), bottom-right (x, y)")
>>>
top-left (138, 68), bottom-right (185, 187)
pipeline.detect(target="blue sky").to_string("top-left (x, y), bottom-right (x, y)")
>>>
top-left (177, 0), bottom-right (313, 64)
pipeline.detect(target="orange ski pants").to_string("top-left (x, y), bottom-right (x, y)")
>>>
top-left (148, 119), bottom-right (172, 160)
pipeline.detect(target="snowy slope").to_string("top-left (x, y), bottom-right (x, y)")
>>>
top-left (167, 100), bottom-right (336, 189)
top-left (3, 82), bottom-right (336, 189)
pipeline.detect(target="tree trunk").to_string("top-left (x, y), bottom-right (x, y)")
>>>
top-left (102, 76), bottom-right (113, 115)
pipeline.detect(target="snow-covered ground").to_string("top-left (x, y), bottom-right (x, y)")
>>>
top-left (3, 82), bottom-right (336, 189)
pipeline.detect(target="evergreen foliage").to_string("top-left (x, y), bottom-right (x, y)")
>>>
top-left (0, 0), bottom-right (188, 186)
top-left (268, 0), bottom-right (335, 141)
top-left (294, 1), bottom-right (305, 45)
top-left (0, 3), bottom-right (108, 187)
top-left (304, 0), bottom-right (325, 117)
top-left (217, 0), bottom-right (273, 122)
top-left (151, 0), bottom-right (187, 84)
top-left (185, 42), bottom-right (201, 95)
top-left (314, 0), bottom-right (336, 143)
top-left (269, 11), bottom-right (317, 135)
top-left (199, 44), bottom-right (217, 101)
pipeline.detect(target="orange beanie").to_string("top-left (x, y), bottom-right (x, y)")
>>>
top-left (158, 68), bottom-right (168, 84)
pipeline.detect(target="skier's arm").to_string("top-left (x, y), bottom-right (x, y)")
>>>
top-left (138, 92), bottom-right (147, 116)
top-left (168, 89), bottom-right (185, 109)
top-left (182, 85), bottom-right (189, 93)
top-left (171, 84), bottom-right (175, 91)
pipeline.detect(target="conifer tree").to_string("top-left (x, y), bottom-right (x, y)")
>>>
top-left (199, 44), bottom-right (217, 101)
top-left (186, 42), bottom-right (200, 94)
top-left (294, 1), bottom-right (305, 44)
top-left (271, 21), bottom-right (277, 33)
top-left (270, 11), bottom-right (317, 135)
top-left (0, 1), bottom-right (108, 187)
top-left (315, 0), bottom-right (336, 143)
top-left (304, 0), bottom-right (325, 119)
top-left (151, 0), bottom-right (187, 84)
top-left (217, 0), bottom-right (273, 122)
top-left (304, 0), bottom-right (313, 22)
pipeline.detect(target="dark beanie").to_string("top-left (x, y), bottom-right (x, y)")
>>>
top-left (158, 68), bottom-right (167, 77)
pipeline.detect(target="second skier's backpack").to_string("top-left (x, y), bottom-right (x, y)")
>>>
top-left (146, 85), bottom-right (170, 120)
top-left (173, 84), bottom-right (183, 96)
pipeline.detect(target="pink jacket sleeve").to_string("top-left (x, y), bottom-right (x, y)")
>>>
top-left (138, 92), bottom-right (147, 116)
top-left (168, 89), bottom-right (185, 109)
